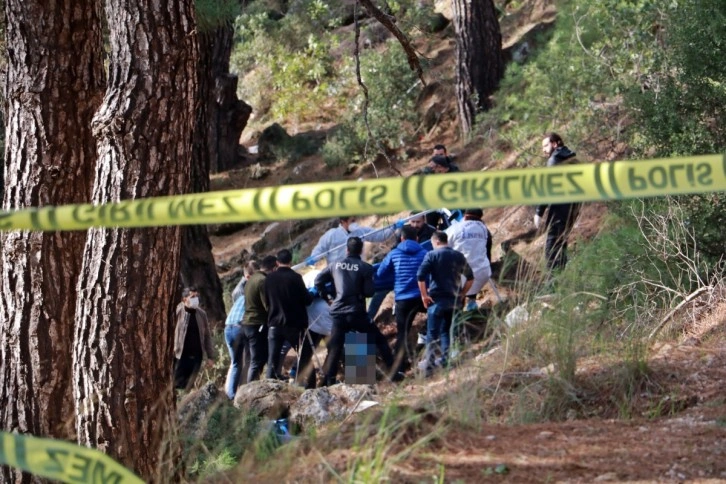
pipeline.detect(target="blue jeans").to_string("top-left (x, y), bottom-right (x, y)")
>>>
top-left (224, 324), bottom-right (243, 399)
top-left (425, 301), bottom-right (454, 370)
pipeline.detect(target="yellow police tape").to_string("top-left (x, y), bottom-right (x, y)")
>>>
top-left (0, 154), bottom-right (723, 232)
top-left (0, 431), bottom-right (144, 483)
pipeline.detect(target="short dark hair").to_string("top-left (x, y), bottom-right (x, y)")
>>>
top-left (464, 208), bottom-right (483, 220)
top-left (182, 287), bottom-right (197, 298)
top-left (401, 225), bottom-right (417, 241)
top-left (347, 236), bottom-right (364, 256)
top-left (546, 132), bottom-right (563, 146)
top-left (245, 260), bottom-right (260, 275)
top-left (260, 255), bottom-right (277, 271)
top-left (431, 231), bottom-right (448, 244)
top-left (433, 144), bottom-right (447, 153)
top-left (276, 249), bottom-right (293, 265)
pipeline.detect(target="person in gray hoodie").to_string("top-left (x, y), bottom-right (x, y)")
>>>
top-left (534, 133), bottom-right (580, 270)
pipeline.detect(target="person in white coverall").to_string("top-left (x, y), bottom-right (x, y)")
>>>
top-left (306, 216), bottom-right (398, 266)
top-left (445, 208), bottom-right (492, 311)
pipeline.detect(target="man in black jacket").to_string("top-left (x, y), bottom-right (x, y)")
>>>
top-left (534, 133), bottom-right (580, 270)
top-left (315, 237), bottom-right (398, 386)
top-left (265, 249), bottom-right (316, 388)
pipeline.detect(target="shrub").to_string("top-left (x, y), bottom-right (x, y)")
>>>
top-left (627, 0), bottom-right (726, 264)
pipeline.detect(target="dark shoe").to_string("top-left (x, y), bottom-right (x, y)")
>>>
top-left (391, 371), bottom-right (405, 382)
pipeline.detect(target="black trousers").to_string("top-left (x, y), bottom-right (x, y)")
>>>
top-left (545, 219), bottom-right (569, 270)
top-left (393, 297), bottom-right (424, 372)
top-left (266, 325), bottom-right (316, 389)
top-left (241, 324), bottom-right (268, 383)
top-left (174, 353), bottom-right (202, 390)
top-left (322, 312), bottom-right (394, 385)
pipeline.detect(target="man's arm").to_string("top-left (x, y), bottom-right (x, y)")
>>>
top-left (362, 265), bottom-right (375, 298)
top-left (314, 266), bottom-right (333, 300)
top-left (353, 225), bottom-right (395, 243)
top-left (310, 230), bottom-right (331, 260)
top-left (417, 255), bottom-right (433, 308)
top-left (377, 252), bottom-right (394, 279)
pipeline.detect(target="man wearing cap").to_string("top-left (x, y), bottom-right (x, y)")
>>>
top-left (445, 208), bottom-right (492, 311)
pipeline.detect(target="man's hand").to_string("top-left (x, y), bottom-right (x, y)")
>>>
top-left (421, 294), bottom-right (434, 309)
top-left (206, 359), bottom-right (215, 369)
top-left (534, 214), bottom-right (542, 229)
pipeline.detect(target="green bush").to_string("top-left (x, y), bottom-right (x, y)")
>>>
top-left (321, 42), bottom-right (422, 163)
top-left (627, 0), bottom-right (726, 263)
top-left (479, 0), bottom-right (665, 162)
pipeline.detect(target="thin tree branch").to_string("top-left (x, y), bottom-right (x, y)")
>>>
top-left (648, 286), bottom-right (712, 339)
top-left (358, 0), bottom-right (426, 86)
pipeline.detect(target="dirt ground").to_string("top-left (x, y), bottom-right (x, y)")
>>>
top-left (254, 306), bottom-right (726, 483)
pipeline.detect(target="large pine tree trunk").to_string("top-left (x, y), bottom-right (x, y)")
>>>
top-left (0, 1), bottom-right (104, 481)
top-left (73, 0), bottom-right (197, 479)
top-left (452, 0), bottom-right (504, 134)
top-left (181, 21), bottom-right (251, 325)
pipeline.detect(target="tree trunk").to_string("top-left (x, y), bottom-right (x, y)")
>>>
top-left (452, 0), bottom-right (504, 134)
top-left (0, 1), bottom-right (104, 481)
top-left (181, 22), bottom-right (251, 325)
top-left (73, 0), bottom-right (197, 480)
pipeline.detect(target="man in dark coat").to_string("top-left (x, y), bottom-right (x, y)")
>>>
top-left (534, 133), bottom-right (580, 270)
top-left (265, 249), bottom-right (316, 388)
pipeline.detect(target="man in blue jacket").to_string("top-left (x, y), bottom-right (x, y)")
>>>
top-left (377, 225), bottom-right (427, 374)
top-left (314, 237), bottom-right (398, 386)
top-left (417, 231), bottom-right (473, 376)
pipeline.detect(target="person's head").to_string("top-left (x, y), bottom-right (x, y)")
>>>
top-left (260, 255), bottom-right (277, 272)
top-left (276, 249), bottom-right (293, 266)
top-left (464, 208), bottom-right (483, 221)
top-left (244, 260), bottom-right (260, 278)
top-left (339, 216), bottom-right (356, 231)
top-left (429, 155), bottom-right (450, 174)
top-left (346, 236), bottom-right (364, 257)
top-left (182, 287), bottom-right (200, 308)
top-left (408, 212), bottom-right (427, 231)
top-left (542, 132), bottom-right (564, 157)
top-left (430, 230), bottom-right (448, 248)
top-left (400, 225), bottom-right (418, 242)
top-left (433, 144), bottom-right (447, 156)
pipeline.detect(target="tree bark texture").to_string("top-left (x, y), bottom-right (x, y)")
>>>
top-left (0, 1), bottom-right (104, 481)
top-left (452, 0), bottom-right (504, 134)
top-left (181, 22), bottom-right (251, 326)
top-left (72, 0), bottom-right (197, 480)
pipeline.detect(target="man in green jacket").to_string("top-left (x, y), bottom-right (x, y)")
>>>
top-left (241, 255), bottom-right (277, 383)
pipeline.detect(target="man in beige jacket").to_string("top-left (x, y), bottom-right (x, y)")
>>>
top-left (174, 287), bottom-right (216, 389)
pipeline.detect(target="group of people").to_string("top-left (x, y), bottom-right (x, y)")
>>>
top-left (172, 135), bottom-right (580, 396)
